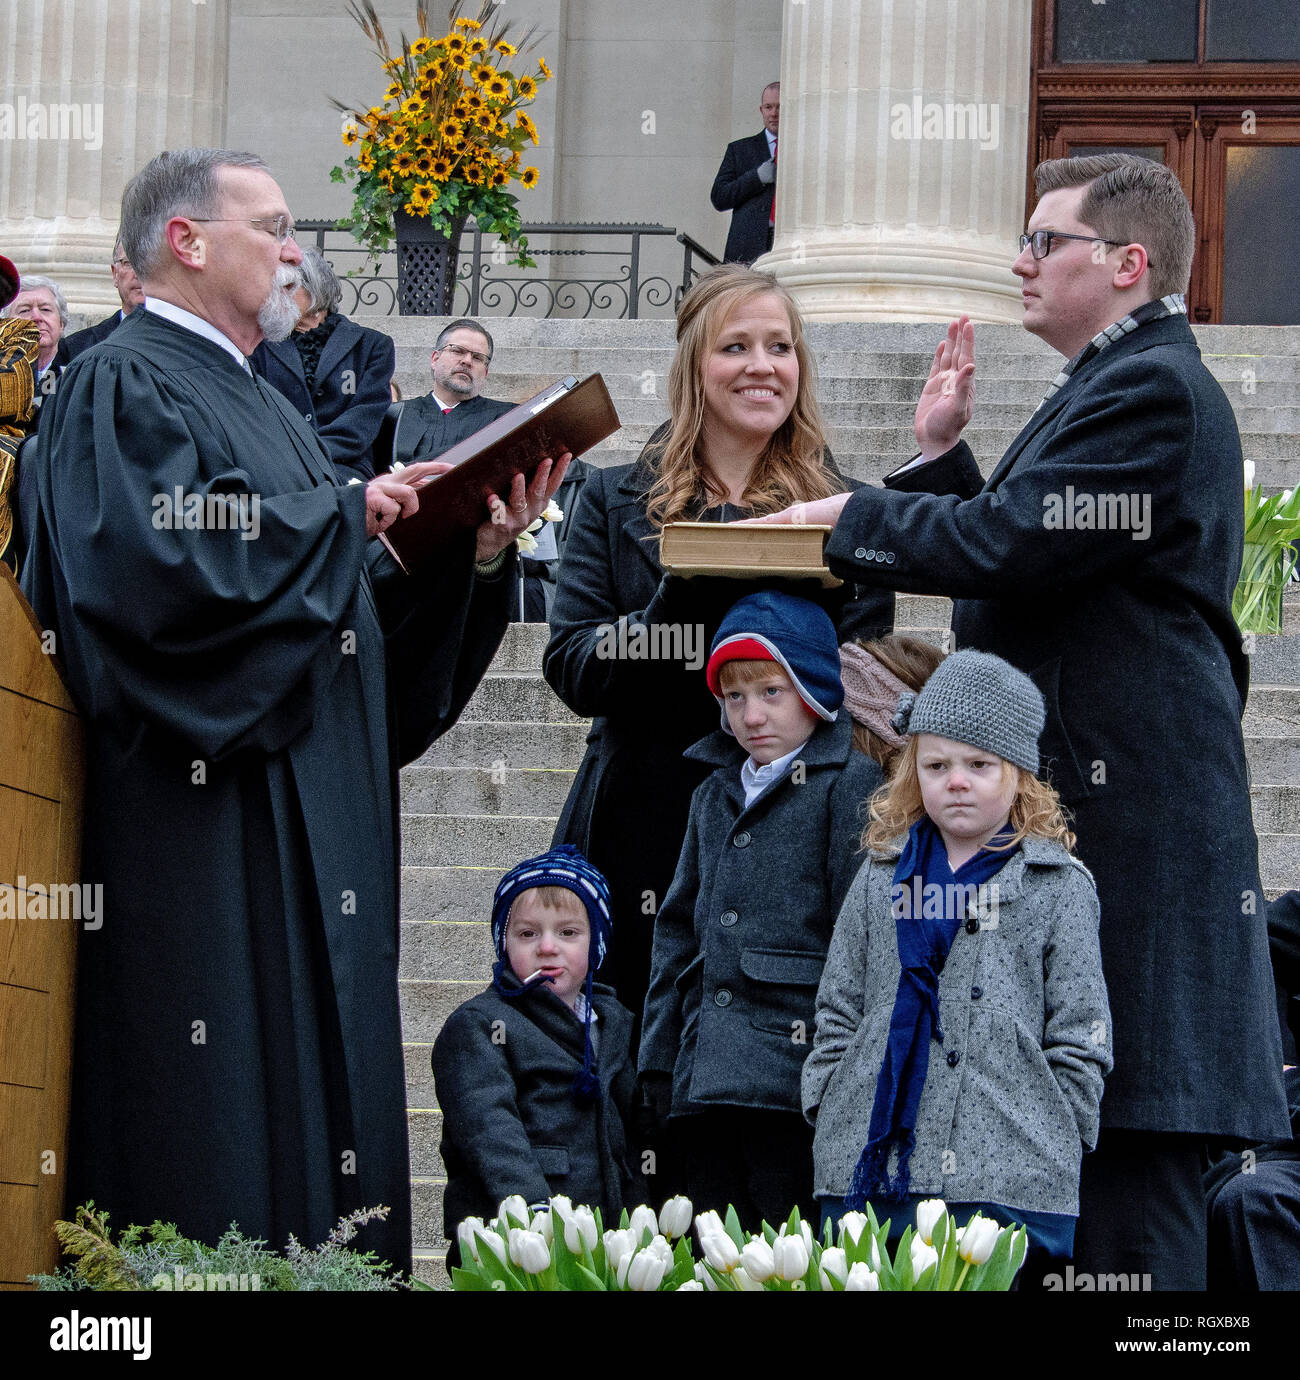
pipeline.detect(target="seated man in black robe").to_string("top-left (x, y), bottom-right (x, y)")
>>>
top-left (19, 147), bottom-right (568, 1272)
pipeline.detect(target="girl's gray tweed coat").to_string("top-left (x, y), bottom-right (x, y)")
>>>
top-left (802, 833), bottom-right (1113, 1215)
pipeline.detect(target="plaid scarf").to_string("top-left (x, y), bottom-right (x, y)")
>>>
top-left (1033, 293), bottom-right (1186, 415)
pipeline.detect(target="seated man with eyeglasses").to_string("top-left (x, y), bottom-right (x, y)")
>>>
top-left (382, 317), bottom-right (590, 620)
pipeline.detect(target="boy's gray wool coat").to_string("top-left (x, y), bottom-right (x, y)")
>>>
top-left (639, 712), bottom-right (882, 1114)
top-left (432, 976), bottom-right (645, 1236)
top-left (802, 834), bottom-right (1113, 1216)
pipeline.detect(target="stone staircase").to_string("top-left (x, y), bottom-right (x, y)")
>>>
top-left (362, 317), bottom-right (1300, 1284)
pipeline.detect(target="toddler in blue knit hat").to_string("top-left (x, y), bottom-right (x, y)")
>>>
top-left (637, 591), bottom-right (883, 1231)
top-left (432, 845), bottom-right (646, 1258)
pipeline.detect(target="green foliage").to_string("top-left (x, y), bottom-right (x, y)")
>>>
top-left (30, 1202), bottom-right (408, 1292)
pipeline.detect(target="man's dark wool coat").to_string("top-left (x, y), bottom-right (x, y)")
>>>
top-left (711, 131), bottom-right (775, 265)
top-left (251, 315), bottom-right (395, 482)
top-left (432, 974), bottom-right (645, 1236)
top-left (825, 310), bottom-right (1289, 1142)
top-left (60, 309), bottom-right (127, 361)
top-left (544, 441), bottom-right (982, 1022)
top-left (20, 307), bottom-right (516, 1270)
top-left (386, 391), bottom-right (514, 469)
top-left (639, 712), bottom-right (882, 1116)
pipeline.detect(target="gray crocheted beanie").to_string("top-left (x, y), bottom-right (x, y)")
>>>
top-left (891, 649), bottom-right (1045, 772)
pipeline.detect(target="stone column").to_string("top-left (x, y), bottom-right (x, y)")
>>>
top-left (0, 0), bottom-right (229, 318)
top-left (762, 0), bottom-right (1032, 323)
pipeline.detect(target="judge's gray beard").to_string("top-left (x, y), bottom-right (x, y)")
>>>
top-left (258, 268), bottom-right (301, 342)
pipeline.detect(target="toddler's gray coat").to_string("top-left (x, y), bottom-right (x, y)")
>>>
top-left (803, 833), bottom-right (1112, 1215)
top-left (639, 713), bottom-right (882, 1114)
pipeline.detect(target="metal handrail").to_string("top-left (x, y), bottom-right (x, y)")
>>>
top-left (293, 219), bottom-right (722, 318)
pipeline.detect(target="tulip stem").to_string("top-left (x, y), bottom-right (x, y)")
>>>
top-left (955, 1261), bottom-right (971, 1291)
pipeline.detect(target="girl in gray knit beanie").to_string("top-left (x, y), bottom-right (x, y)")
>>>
top-left (803, 649), bottom-right (1111, 1276)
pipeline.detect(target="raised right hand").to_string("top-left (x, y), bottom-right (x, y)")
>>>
top-left (913, 314), bottom-right (975, 459)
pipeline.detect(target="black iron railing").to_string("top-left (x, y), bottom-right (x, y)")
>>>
top-left (295, 219), bottom-right (719, 318)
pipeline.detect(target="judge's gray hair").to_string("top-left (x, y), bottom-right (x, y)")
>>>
top-left (294, 246), bottom-right (343, 317)
top-left (120, 148), bottom-right (271, 279)
top-left (1, 273), bottom-right (69, 325)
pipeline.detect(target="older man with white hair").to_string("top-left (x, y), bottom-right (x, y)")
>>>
top-left (21, 146), bottom-right (569, 1270)
top-left (3, 273), bottom-right (69, 430)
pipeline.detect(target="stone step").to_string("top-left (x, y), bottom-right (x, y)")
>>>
top-left (1246, 733), bottom-right (1300, 784)
top-left (401, 918), bottom-right (494, 982)
top-left (402, 864), bottom-right (508, 923)
top-left (401, 764), bottom-right (575, 816)
top-left (1248, 635), bottom-right (1300, 686)
top-left (413, 1177), bottom-right (448, 1250)
top-left (1242, 686), bottom-right (1300, 736)
top-left (1247, 784), bottom-right (1300, 833)
top-left (409, 1107), bottom-right (445, 1179)
top-left (411, 1252), bottom-right (450, 1290)
top-left (402, 975), bottom-right (482, 1043)
top-left (402, 813), bottom-right (555, 867)
top-left (464, 673), bottom-right (585, 725)
top-left (404, 1042), bottom-right (437, 1104)
top-left (1259, 832), bottom-right (1300, 890)
top-left (415, 719), bottom-right (591, 769)
top-left (362, 314), bottom-right (1300, 357)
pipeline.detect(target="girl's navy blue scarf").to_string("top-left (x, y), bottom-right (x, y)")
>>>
top-left (845, 816), bottom-right (1019, 1210)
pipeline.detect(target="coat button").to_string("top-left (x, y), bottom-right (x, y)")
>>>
top-left (965, 918), bottom-right (979, 935)
top-left (885, 552), bottom-right (896, 564)
top-left (875, 551), bottom-right (886, 563)
top-left (854, 547), bottom-right (868, 560)
top-left (971, 985), bottom-right (983, 1000)
top-left (720, 909), bottom-right (738, 927)
top-left (715, 988), bottom-right (733, 1007)
top-left (304, 413), bottom-right (313, 423)
top-left (733, 831), bottom-right (751, 848)
top-left (864, 548), bottom-right (876, 560)
top-left (947, 1050), bottom-right (961, 1067)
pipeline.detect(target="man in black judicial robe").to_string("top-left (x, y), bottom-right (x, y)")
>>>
top-left (19, 149), bottom-right (568, 1271)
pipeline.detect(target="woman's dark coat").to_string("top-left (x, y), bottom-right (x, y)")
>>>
top-left (544, 440), bottom-right (973, 1020)
top-left (252, 315), bottom-right (395, 481)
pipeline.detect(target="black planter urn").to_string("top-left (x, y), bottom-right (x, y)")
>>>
top-left (393, 210), bottom-right (467, 316)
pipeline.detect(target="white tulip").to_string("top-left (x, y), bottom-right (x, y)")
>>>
top-left (818, 1245), bottom-right (849, 1290)
top-left (1245, 458), bottom-right (1256, 492)
top-left (624, 1234), bottom-right (673, 1292)
top-left (474, 1225), bottom-right (509, 1264)
top-left (457, 1216), bottom-right (487, 1263)
top-left (779, 1219), bottom-right (814, 1253)
top-left (694, 1261), bottom-right (719, 1292)
top-left (529, 1210), bottom-right (553, 1244)
top-left (844, 1262), bottom-right (881, 1291)
top-left (677, 1279), bottom-right (705, 1291)
top-left (915, 1198), bottom-right (947, 1247)
top-left (658, 1195), bottom-right (694, 1241)
top-left (628, 1203), bottom-right (660, 1243)
top-left (698, 1228), bottom-right (740, 1273)
top-left (516, 529), bottom-right (539, 555)
top-left (498, 1194), bottom-right (530, 1227)
top-left (541, 499), bottom-right (564, 523)
top-left (694, 1209), bottom-right (725, 1239)
top-left (772, 1231), bottom-right (810, 1281)
top-left (957, 1214), bottom-right (1000, 1266)
top-left (739, 1237), bottom-right (776, 1283)
top-left (836, 1211), bottom-right (870, 1246)
top-left (507, 1227), bottom-right (551, 1274)
top-left (910, 1234), bottom-right (939, 1279)
top-left (558, 1203), bottom-right (598, 1256)
top-left (548, 1195), bottom-right (574, 1218)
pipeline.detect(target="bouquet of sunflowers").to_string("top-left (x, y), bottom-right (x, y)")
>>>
top-left (330, 0), bottom-right (551, 265)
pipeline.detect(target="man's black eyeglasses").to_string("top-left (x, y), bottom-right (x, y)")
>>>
top-left (1018, 230), bottom-right (1127, 260)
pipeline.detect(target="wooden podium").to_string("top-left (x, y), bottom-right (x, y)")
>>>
top-left (0, 565), bottom-right (84, 1288)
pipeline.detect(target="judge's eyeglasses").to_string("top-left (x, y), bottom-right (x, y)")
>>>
top-left (188, 214), bottom-right (298, 244)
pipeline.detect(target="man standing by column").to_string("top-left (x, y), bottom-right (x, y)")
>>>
top-left (755, 154), bottom-right (1290, 1289)
top-left (21, 147), bottom-right (568, 1270)
top-left (710, 82), bottom-right (779, 266)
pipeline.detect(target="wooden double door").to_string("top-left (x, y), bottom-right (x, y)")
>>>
top-left (1032, 0), bottom-right (1300, 324)
top-left (1035, 104), bottom-right (1300, 324)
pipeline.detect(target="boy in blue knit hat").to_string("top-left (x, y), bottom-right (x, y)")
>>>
top-left (638, 591), bottom-right (882, 1230)
top-left (432, 845), bottom-right (646, 1252)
